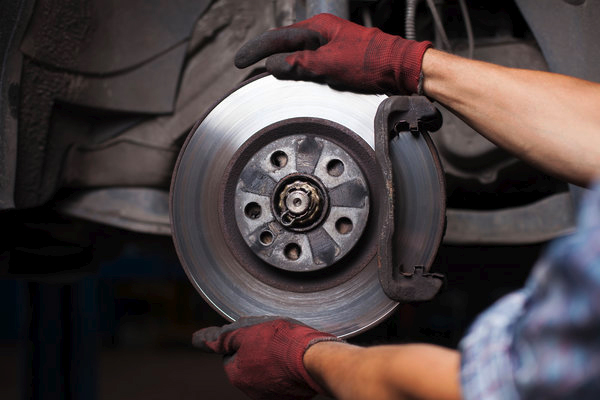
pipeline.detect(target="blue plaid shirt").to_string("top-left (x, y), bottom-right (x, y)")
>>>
top-left (460, 183), bottom-right (600, 399)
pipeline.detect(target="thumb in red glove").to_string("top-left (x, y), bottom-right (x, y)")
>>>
top-left (192, 316), bottom-right (343, 400)
top-left (235, 13), bottom-right (432, 95)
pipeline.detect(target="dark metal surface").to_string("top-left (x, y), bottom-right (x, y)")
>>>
top-left (61, 42), bottom-right (189, 114)
top-left (375, 96), bottom-right (446, 302)
top-left (444, 192), bottom-right (576, 245)
top-left (305, 0), bottom-right (349, 19)
top-left (56, 188), bottom-right (171, 236)
top-left (516, 0), bottom-right (600, 83)
top-left (0, 0), bottom-right (35, 210)
top-left (170, 76), bottom-right (397, 337)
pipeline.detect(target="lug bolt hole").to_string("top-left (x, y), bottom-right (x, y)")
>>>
top-left (270, 151), bottom-right (288, 169)
top-left (327, 159), bottom-right (344, 177)
top-left (244, 202), bottom-right (261, 219)
top-left (335, 217), bottom-right (353, 235)
top-left (259, 231), bottom-right (274, 246)
top-left (284, 243), bottom-right (301, 260)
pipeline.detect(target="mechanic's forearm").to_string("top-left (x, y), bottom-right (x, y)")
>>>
top-left (303, 341), bottom-right (461, 400)
top-left (422, 49), bottom-right (600, 187)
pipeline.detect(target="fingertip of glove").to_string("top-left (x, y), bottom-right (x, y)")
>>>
top-left (234, 29), bottom-right (288, 69)
top-left (192, 340), bottom-right (206, 351)
top-left (191, 326), bottom-right (221, 351)
top-left (234, 31), bottom-right (274, 68)
top-left (191, 330), bottom-right (208, 349)
top-left (234, 46), bottom-right (253, 69)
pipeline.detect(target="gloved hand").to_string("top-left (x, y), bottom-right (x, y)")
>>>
top-left (192, 316), bottom-right (343, 400)
top-left (235, 13), bottom-right (432, 95)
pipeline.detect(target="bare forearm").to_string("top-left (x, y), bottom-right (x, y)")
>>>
top-left (303, 341), bottom-right (461, 400)
top-left (422, 49), bottom-right (600, 187)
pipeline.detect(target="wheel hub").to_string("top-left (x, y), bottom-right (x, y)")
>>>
top-left (274, 176), bottom-right (326, 231)
top-left (233, 134), bottom-right (370, 273)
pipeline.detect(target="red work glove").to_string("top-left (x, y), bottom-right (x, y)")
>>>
top-left (192, 316), bottom-right (343, 400)
top-left (235, 13), bottom-right (432, 94)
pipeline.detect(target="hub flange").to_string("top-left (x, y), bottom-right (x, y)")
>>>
top-left (233, 134), bottom-right (370, 272)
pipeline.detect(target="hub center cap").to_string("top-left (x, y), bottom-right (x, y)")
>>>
top-left (286, 190), bottom-right (309, 214)
top-left (273, 175), bottom-right (329, 231)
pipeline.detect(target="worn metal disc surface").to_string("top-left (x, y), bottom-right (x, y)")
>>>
top-left (170, 75), bottom-right (441, 337)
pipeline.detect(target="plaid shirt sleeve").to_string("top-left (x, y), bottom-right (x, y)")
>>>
top-left (459, 182), bottom-right (600, 400)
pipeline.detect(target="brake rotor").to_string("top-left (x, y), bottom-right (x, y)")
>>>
top-left (170, 75), bottom-right (443, 337)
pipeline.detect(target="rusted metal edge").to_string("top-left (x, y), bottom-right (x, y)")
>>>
top-left (374, 96), bottom-right (445, 303)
